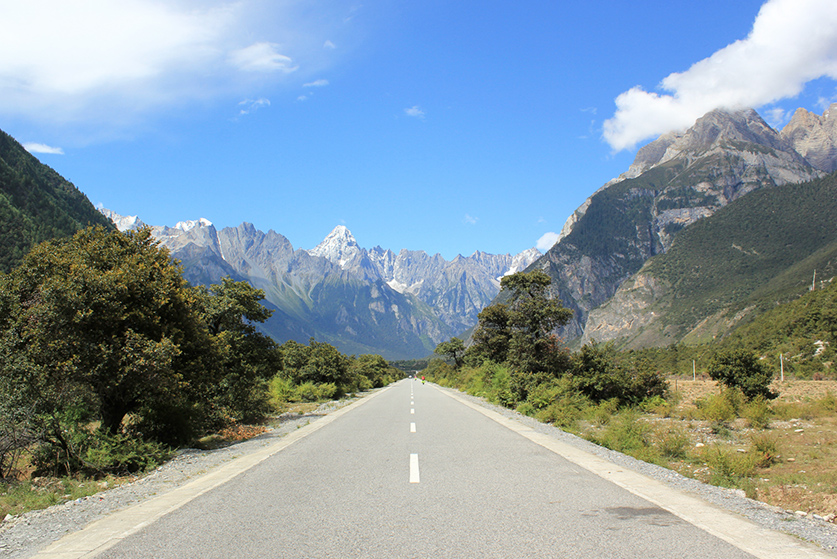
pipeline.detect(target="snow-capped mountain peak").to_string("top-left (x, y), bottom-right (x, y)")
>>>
top-left (175, 218), bottom-right (213, 232)
top-left (98, 208), bottom-right (147, 232)
top-left (499, 247), bottom-right (541, 280)
top-left (307, 225), bottom-right (361, 268)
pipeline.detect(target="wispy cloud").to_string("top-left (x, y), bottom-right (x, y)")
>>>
top-left (303, 79), bottom-right (329, 88)
top-left (23, 142), bottom-right (64, 154)
top-left (229, 42), bottom-right (297, 73)
top-left (536, 232), bottom-right (559, 251)
top-left (463, 214), bottom-right (478, 225)
top-left (405, 105), bottom-right (425, 119)
top-left (323, 40), bottom-right (336, 49)
top-left (603, 0), bottom-right (837, 151)
top-left (238, 98), bottom-right (270, 115)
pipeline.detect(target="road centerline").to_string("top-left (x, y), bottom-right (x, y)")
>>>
top-left (409, 453), bottom-right (420, 483)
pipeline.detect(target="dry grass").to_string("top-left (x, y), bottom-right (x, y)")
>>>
top-left (656, 379), bottom-right (837, 521)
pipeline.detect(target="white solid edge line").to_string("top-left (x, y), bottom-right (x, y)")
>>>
top-left (410, 454), bottom-right (420, 483)
top-left (437, 385), bottom-right (834, 559)
top-left (33, 385), bottom-right (395, 559)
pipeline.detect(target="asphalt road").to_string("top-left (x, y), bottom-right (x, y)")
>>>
top-left (41, 380), bottom-right (830, 558)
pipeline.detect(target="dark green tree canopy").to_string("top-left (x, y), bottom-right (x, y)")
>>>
top-left (707, 348), bottom-right (777, 401)
top-left (0, 226), bottom-right (215, 436)
top-left (434, 337), bottom-right (465, 369)
top-left (467, 269), bottom-right (573, 401)
top-left (470, 269), bottom-right (572, 372)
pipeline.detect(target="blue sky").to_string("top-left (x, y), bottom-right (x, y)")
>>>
top-left (3, 0), bottom-right (837, 260)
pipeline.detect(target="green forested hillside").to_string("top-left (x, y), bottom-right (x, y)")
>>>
top-left (0, 130), bottom-right (113, 272)
top-left (723, 278), bottom-right (837, 376)
top-left (642, 171), bottom-right (837, 341)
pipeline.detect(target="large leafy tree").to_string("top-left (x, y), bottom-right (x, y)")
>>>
top-left (468, 269), bottom-right (573, 400)
top-left (194, 278), bottom-right (281, 423)
top-left (0, 226), bottom-right (217, 440)
top-left (434, 337), bottom-right (465, 369)
top-left (707, 348), bottom-right (777, 401)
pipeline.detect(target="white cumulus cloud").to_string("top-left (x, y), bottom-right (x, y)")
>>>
top-left (603, 0), bottom-right (837, 151)
top-left (536, 232), bottom-right (559, 252)
top-left (23, 143), bottom-right (64, 154)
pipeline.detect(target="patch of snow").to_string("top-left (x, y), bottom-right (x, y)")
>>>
top-left (307, 225), bottom-right (361, 268)
top-left (175, 218), bottom-right (213, 232)
top-left (98, 208), bottom-right (147, 232)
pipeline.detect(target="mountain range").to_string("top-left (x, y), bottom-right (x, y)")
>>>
top-left (4, 102), bottom-right (837, 359)
top-left (527, 104), bottom-right (837, 347)
top-left (99, 209), bottom-right (540, 359)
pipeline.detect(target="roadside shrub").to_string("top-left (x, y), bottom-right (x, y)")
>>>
top-left (79, 433), bottom-right (170, 475)
top-left (640, 395), bottom-right (671, 417)
top-left (815, 391), bottom-right (837, 415)
top-left (535, 388), bottom-right (591, 429)
top-left (655, 426), bottom-right (690, 460)
top-left (516, 402), bottom-right (536, 417)
top-left (704, 445), bottom-right (755, 489)
top-left (32, 427), bottom-right (170, 476)
top-left (523, 376), bottom-right (592, 428)
top-left (268, 376), bottom-right (295, 405)
top-left (526, 380), bottom-right (564, 411)
top-left (749, 432), bottom-right (780, 468)
top-left (771, 401), bottom-right (816, 421)
top-left (589, 398), bottom-right (619, 426)
top-left (293, 382), bottom-right (339, 402)
top-left (590, 409), bottom-right (656, 462)
top-left (486, 364), bottom-right (515, 407)
top-left (698, 389), bottom-right (742, 425)
top-left (742, 396), bottom-right (772, 429)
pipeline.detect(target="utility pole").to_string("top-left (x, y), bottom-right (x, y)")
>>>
top-left (780, 353), bottom-right (784, 382)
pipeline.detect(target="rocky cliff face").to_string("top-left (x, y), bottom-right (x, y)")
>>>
top-left (531, 106), bottom-right (835, 342)
top-left (103, 212), bottom-right (539, 358)
top-left (781, 104), bottom-right (837, 173)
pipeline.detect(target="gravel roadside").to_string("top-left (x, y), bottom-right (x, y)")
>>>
top-left (2, 385), bottom-right (836, 557)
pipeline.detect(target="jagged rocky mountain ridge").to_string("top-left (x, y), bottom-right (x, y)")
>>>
top-left (527, 104), bottom-right (837, 346)
top-left (101, 211), bottom-right (539, 359)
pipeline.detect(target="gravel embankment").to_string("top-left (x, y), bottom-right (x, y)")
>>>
top-left (2, 387), bottom-right (836, 557)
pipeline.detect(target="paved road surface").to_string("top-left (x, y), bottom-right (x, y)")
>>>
top-left (37, 380), bottom-right (833, 558)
